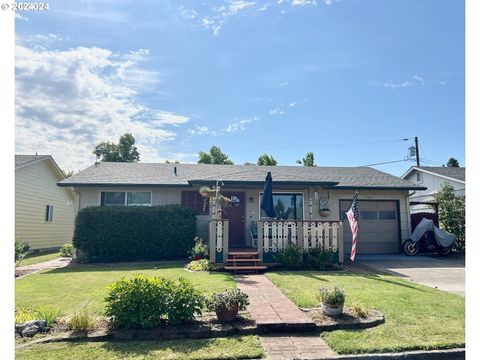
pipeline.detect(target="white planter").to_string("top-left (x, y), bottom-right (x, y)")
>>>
top-left (321, 302), bottom-right (344, 316)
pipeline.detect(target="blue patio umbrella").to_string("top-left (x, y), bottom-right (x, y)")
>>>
top-left (260, 171), bottom-right (276, 218)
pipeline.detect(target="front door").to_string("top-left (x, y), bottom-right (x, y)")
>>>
top-left (222, 192), bottom-right (245, 247)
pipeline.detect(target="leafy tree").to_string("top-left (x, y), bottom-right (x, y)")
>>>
top-left (435, 182), bottom-right (465, 253)
top-left (297, 152), bottom-right (315, 166)
top-left (165, 160), bottom-right (180, 164)
top-left (93, 133), bottom-right (140, 162)
top-left (446, 157), bottom-right (460, 167)
top-left (257, 154), bottom-right (277, 166)
top-left (198, 146), bottom-right (233, 164)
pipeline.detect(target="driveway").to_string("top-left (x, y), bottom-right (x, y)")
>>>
top-left (355, 254), bottom-right (465, 296)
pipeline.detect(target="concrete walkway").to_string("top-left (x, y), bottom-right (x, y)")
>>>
top-left (15, 257), bottom-right (72, 278)
top-left (235, 274), bottom-right (315, 331)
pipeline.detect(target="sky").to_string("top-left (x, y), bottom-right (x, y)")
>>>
top-left (14, 0), bottom-right (465, 176)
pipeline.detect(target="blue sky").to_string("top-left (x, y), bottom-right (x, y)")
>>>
top-left (14, 0), bottom-right (465, 176)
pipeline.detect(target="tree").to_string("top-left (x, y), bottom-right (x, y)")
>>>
top-left (435, 182), bottom-right (465, 253)
top-left (446, 157), bottom-right (460, 167)
top-left (257, 154), bottom-right (277, 166)
top-left (198, 146), bottom-right (234, 164)
top-left (297, 152), bottom-right (315, 166)
top-left (93, 133), bottom-right (140, 162)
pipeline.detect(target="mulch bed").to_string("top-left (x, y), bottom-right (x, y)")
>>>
top-left (301, 307), bottom-right (385, 331)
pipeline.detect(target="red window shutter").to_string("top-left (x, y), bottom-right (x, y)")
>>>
top-left (181, 191), bottom-right (209, 215)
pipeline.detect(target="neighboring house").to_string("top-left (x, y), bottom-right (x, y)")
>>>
top-left (58, 163), bottom-right (425, 261)
top-left (15, 155), bottom-right (76, 250)
top-left (401, 166), bottom-right (465, 202)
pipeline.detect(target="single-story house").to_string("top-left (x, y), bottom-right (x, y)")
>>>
top-left (15, 155), bottom-right (76, 250)
top-left (401, 166), bottom-right (465, 202)
top-left (58, 162), bottom-right (425, 263)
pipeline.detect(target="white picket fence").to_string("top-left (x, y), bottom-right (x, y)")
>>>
top-left (259, 220), bottom-right (341, 253)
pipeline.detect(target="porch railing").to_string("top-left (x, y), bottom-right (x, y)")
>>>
top-left (258, 220), bottom-right (344, 263)
top-left (209, 219), bottom-right (229, 263)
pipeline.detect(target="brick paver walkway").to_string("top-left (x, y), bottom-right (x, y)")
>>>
top-left (235, 274), bottom-right (315, 330)
top-left (260, 333), bottom-right (336, 359)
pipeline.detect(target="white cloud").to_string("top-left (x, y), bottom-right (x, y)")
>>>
top-left (413, 74), bottom-right (425, 85)
top-left (383, 80), bottom-right (413, 89)
top-left (370, 74), bottom-right (446, 90)
top-left (224, 117), bottom-right (259, 132)
top-left (291, 0), bottom-right (317, 6)
top-left (15, 43), bottom-right (190, 170)
top-left (269, 106), bottom-right (285, 115)
top-left (15, 13), bottom-right (29, 21)
top-left (187, 125), bottom-right (217, 136)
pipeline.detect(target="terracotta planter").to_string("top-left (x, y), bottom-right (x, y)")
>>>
top-left (321, 302), bottom-right (344, 316)
top-left (215, 303), bottom-right (239, 322)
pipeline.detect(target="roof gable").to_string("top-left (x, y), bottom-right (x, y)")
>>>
top-left (402, 166), bottom-right (465, 183)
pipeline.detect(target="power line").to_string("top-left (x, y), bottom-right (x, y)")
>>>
top-left (360, 159), bottom-right (414, 167)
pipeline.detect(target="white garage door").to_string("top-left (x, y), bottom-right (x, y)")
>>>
top-left (340, 200), bottom-right (400, 255)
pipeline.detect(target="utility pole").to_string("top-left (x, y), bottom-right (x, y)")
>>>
top-left (414, 136), bottom-right (420, 166)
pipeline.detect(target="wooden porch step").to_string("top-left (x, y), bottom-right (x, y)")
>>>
top-left (226, 258), bottom-right (261, 262)
top-left (224, 265), bottom-right (268, 271)
top-left (228, 252), bottom-right (258, 256)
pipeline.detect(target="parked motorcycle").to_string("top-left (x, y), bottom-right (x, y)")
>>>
top-left (403, 218), bottom-right (455, 256)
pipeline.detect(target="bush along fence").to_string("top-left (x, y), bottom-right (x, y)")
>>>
top-left (73, 205), bottom-right (196, 262)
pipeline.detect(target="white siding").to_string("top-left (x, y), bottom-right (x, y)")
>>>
top-left (404, 171), bottom-right (465, 201)
top-left (15, 160), bottom-right (75, 250)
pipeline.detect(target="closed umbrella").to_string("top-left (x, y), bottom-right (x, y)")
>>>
top-left (260, 171), bottom-right (276, 218)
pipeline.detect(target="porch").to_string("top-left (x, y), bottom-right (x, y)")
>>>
top-left (209, 219), bottom-right (344, 268)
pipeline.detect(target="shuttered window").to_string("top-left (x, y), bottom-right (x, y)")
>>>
top-left (181, 191), bottom-right (209, 215)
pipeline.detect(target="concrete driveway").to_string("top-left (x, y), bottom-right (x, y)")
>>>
top-left (355, 254), bottom-right (465, 296)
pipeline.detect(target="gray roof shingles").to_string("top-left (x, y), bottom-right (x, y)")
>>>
top-left (15, 155), bottom-right (50, 168)
top-left (417, 166), bottom-right (465, 182)
top-left (58, 162), bottom-right (424, 190)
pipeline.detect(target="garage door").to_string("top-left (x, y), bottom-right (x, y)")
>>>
top-left (340, 200), bottom-right (400, 255)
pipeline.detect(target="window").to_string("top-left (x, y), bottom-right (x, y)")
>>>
top-left (45, 205), bottom-right (53, 222)
top-left (379, 210), bottom-right (396, 220)
top-left (101, 191), bottom-right (151, 206)
top-left (360, 210), bottom-right (378, 220)
top-left (416, 172), bottom-right (422, 182)
top-left (181, 191), bottom-right (209, 215)
top-left (260, 193), bottom-right (303, 220)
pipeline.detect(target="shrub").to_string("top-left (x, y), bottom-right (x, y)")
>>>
top-left (66, 307), bottom-right (98, 332)
top-left (186, 259), bottom-right (219, 271)
top-left (59, 243), bottom-right (74, 257)
top-left (206, 289), bottom-right (249, 313)
top-left (15, 306), bottom-right (60, 328)
top-left (73, 205), bottom-right (196, 262)
top-left (190, 237), bottom-right (208, 259)
top-left (15, 238), bottom-right (30, 267)
top-left (36, 306), bottom-right (61, 327)
top-left (303, 246), bottom-right (334, 270)
top-left (105, 276), bottom-right (204, 328)
top-left (350, 302), bottom-right (369, 318)
top-left (435, 182), bottom-right (465, 253)
top-left (273, 244), bottom-right (304, 269)
top-left (166, 278), bottom-right (204, 325)
top-left (317, 287), bottom-right (345, 305)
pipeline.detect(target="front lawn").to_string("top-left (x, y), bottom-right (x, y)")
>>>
top-left (16, 262), bottom-right (235, 314)
top-left (267, 271), bottom-right (464, 354)
top-left (15, 336), bottom-right (264, 360)
top-left (20, 250), bottom-right (61, 267)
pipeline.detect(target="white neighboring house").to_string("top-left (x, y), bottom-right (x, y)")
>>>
top-left (15, 155), bottom-right (76, 250)
top-left (401, 166), bottom-right (465, 202)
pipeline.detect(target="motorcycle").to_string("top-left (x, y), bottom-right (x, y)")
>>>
top-left (402, 218), bottom-right (455, 256)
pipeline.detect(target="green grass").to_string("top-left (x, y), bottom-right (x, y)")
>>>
top-left (16, 262), bottom-right (235, 314)
top-left (267, 271), bottom-right (465, 354)
top-left (19, 250), bottom-right (61, 267)
top-left (15, 336), bottom-right (264, 360)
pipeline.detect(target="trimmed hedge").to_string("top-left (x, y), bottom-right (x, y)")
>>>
top-left (73, 205), bottom-right (196, 262)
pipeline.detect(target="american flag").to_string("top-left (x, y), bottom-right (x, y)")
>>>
top-left (346, 192), bottom-right (359, 262)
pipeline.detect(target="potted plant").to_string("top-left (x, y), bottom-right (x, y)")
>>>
top-left (206, 289), bottom-right (249, 322)
top-left (317, 287), bottom-right (345, 316)
top-left (319, 197), bottom-right (330, 217)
